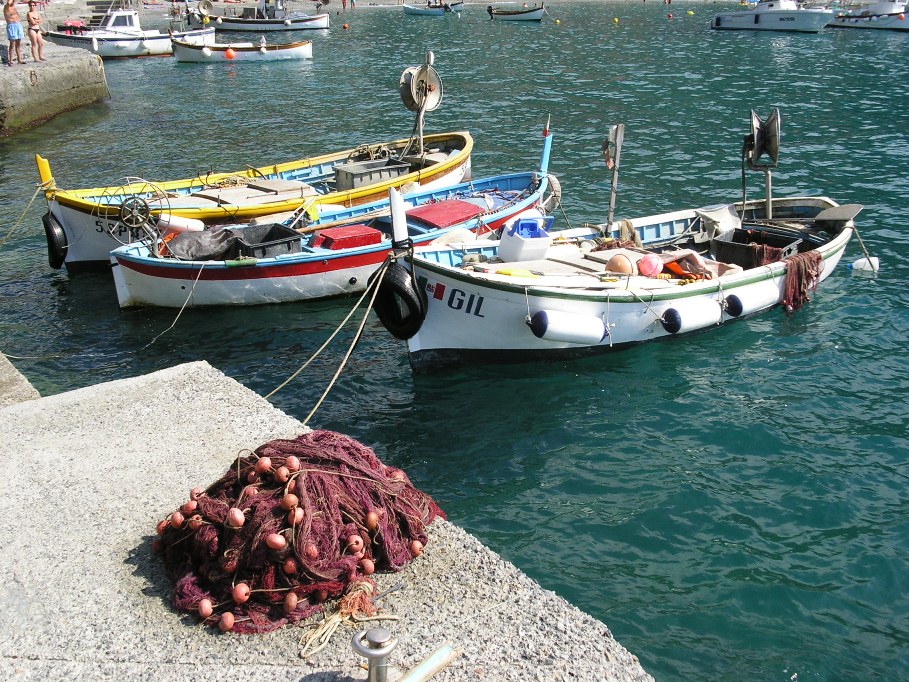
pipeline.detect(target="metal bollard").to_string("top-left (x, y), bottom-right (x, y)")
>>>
top-left (351, 626), bottom-right (398, 682)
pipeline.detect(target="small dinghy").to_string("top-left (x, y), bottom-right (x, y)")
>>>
top-left (486, 3), bottom-right (545, 21)
top-left (172, 36), bottom-right (313, 61)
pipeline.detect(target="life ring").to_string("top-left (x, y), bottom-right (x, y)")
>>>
top-left (42, 211), bottom-right (67, 269)
top-left (372, 262), bottom-right (427, 340)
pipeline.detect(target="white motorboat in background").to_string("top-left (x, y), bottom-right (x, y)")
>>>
top-left (711, 0), bottom-right (834, 32)
top-left (44, 5), bottom-right (215, 57)
top-left (187, 0), bottom-right (330, 31)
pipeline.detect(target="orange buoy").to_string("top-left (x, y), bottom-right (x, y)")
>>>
top-left (225, 47), bottom-right (236, 60)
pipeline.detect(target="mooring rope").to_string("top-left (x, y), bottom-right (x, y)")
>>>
top-left (0, 181), bottom-right (52, 251)
top-left (265, 256), bottom-right (391, 406)
top-left (138, 261), bottom-right (207, 351)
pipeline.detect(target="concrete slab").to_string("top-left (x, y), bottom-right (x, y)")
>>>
top-left (0, 361), bottom-right (652, 681)
top-left (0, 353), bottom-right (40, 407)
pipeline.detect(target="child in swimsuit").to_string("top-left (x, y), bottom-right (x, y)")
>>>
top-left (26, 1), bottom-right (44, 61)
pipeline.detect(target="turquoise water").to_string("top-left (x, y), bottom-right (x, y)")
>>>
top-left (2, 3), bottom-right (908, 678)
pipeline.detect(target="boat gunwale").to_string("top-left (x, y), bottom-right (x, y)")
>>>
top-left (39, 131), bottom-right (474, 213)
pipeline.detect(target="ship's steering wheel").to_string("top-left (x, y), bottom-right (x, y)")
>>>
top-left (119, 196), bottom-right (152, 229)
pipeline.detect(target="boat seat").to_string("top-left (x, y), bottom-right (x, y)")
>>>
top-left (193, 186), bottom-right (316, 205)
top-left (245, 179), bottom-right (316, 194)
top-left (148, 195), bottom-right (220, 209)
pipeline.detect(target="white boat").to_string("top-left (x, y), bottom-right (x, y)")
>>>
top-left (43, 6), bottom-right (215, 58)
top-left (403, 2), bottom-right (461, 16)
top-left (373, 111), bottom-right (863, 373)
top-left (172, 36), bottom-right (313, 61)
top-left (109, 147), bottom-right (555, 308)
top-left (829, 0), bottom-right (909, 30)
top-left (36, 52), bottom-right (467, 272)
top-left (711, 0), bottom-right (834, 32)
top-left (187, 0), bottom-right (330, 31)
top-left (486, 3), bottom-right (545, 21)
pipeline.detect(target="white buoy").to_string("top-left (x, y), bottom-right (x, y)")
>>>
top-left (202, 46), bottom-right (212, 57)
top-left (91, 37), bottom-right (99, 52)
top-left (389, 186), bottom-right (409, 245)
top-left (850, 256), bottom-right (880, 272)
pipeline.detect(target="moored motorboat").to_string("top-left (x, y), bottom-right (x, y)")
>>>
top-left (711, 0), bottom-right (833, 32)
top-left (373, 111), bottom-right (863, 373)
top-left (187, 0), bottom-right (329, 31)
top-left (109, 133), bottom-right (555, 308)
top-left (486, 3), bottom-right (545, 21)
top-left (43, 6), bottom-right (215, 58)
top-left (36, 54), bottom-right (470, 272)
top-left (829, 0), bottom-right (909, 30)
top-left (171, 36), bottom-right (313, 61)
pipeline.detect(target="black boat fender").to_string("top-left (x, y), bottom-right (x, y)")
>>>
top-left (42, 211), bottom-right (67, 269)
top-left (372, 261), bottom-right (428, 340)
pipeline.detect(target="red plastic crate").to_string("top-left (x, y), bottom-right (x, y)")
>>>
top-left (311, 224), bottom-right (384, 250)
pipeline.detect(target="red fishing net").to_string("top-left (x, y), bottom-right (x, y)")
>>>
top-left (153, 429), bottom-right (445, 634)
top-left (782, 251), bottom-right (823, 313)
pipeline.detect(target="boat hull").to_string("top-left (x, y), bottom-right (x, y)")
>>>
top-left (829, 12), bottom-right (909, 30)
top-left (711, 8), bottom-right (833, 31)
top-left (172, 39), bottom-right (313, 61)
top-left (403, 5), bottom-right (449, 16)
top-left (189, 12), bottom-right (330, 31)
top-left (37, 131), bottom-right (473, 271)
top-left (402, 198), bottom-right (854, 372)
top-left (110, 171), bottom-right (551, 307)
top-left (489, 6), bottom-right (545, 21)
top-left (44, 27), bottom-right (216, 57)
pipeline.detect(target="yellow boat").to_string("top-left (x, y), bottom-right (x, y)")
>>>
top-left (36, 131), bottom-right (473, 272)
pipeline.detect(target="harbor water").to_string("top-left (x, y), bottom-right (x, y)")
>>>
top-left (1, 3), bottom-right (908, 678)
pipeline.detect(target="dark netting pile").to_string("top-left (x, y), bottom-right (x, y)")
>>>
top-left (783, 250), bottom-right (822, 313)
top-left (153, 429), bottom-right (445, 634)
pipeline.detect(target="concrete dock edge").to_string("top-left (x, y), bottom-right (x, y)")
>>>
top-left (0, 361), bottom-right (652, 680)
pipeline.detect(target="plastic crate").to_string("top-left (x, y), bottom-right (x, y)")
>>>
top-left (333, 158), bottom-right (410, 191)
top-left (231, 223), bottom-right (302, 259)
top-left (712, 228), bottom-right (801, 269)
top-left (310, 224), bottom-right (383, 250)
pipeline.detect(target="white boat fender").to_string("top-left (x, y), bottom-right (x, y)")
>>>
top-left (42, 211), bottom-right (67, 270)
top-left (202, 46), bottom-right (212, 57)
top-left (724, 294), bottom-right (744, 317)
top-left (371, 262), bottom-right (427, 340)
top-left (91, 37), bottom-right (99, 52)
top-left (527, 310), bottom-right (608, 345)
top-left (284, 18), bottom-right (292, 25)
top-left (157, 213), bottom-right (205, 239)
top-left (661, 301), bottom-right (723, 335)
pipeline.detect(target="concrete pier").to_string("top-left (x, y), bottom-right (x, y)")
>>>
top-left (0, 41), bottom-right (108, 136)
top-left (0, 356), bottom-right (652, 681)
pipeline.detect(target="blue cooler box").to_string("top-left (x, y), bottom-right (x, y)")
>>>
top-left (498, 216), bottom-right (555, 262)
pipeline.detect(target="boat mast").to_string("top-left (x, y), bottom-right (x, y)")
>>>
top-left (602, 124), bottom-right (624, 233)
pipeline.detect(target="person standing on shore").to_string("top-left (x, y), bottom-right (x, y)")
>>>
top-left (25, 1), bottom-right (44, 62)
top-left (4, 0), bottom-right (25, 66)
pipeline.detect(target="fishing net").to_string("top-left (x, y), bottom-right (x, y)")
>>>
top-left (154, 429), bottom-right (445, 634)
top-left (782, 251), bottom-right (822, 313)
